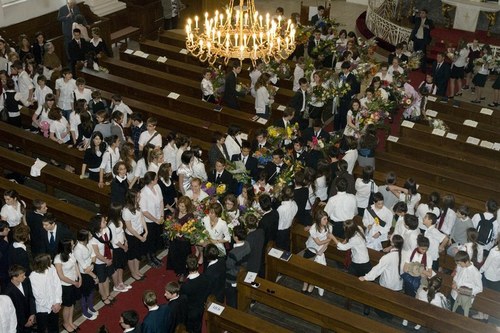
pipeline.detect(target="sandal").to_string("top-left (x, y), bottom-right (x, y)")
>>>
top-left (102, 298), bottom-right (112, 306)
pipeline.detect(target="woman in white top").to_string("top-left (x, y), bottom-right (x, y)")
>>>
top-left (415, 192), bottom-right (441, 231)
top-left (30, 253), bottom-right (62, 333)
top-left (343, 99), bottom-right (361, 138)
top-left (191, 148), bottom-right (208, 182)
top-left (72, 78), bottom-right (92, 107)
top-left (185, 178), bottom-right (209, 204)
top-left (1, 189), bottom-right (26, 228)
top-left (140, 171), bottom-right (164, 267)
top-left (438, 194), bottom-right (456, 236)
top-left (48, 108), bottom-right (70, 145)
top-left (449, 40), bottom-right (469, 97)
top-left (73, 229), bottom-right (99, 320)
top-left (147, 147), bottom-right (164, 174)
top-left (314, 160), bottom-right (329, 202)
top-left (98, 135), bottom-right (121, 188)
top-left (225, 125), bottom-right (243, 159)
top-left (129, 144), bottom-right (153, 189)
top-left (471, 44), bottom-right (493, 103)
top-left (276, 186), bottom-right (298, 251)
top-left (177, 150), bottom-right (195, 195)
top-left (202, 203), bottom-right (231, 256)
top-left (302, 210), bottom-right (334, 295)
top-left (308, 72), bottom-right (328, 126)
top-left (355, 166), bottom-right (378, 217)
top-left (108, 203), bottom-right (131, 292)
top-left (254, 73), bottom-right (272, 118)
top-left (123, 190), bottom-right (147, 280)
top-left (54, 239), bottom-right (81, 332)
top-left (175, 135), bottom-right (190, 174)
top-left (163, 134), bottom-right (178, 172)
top-left (475, 236), bottom-right (500, 320)
top-left (360, 234), bottom-right (404, 291)
top-left (32, 93), bottom-right (55, 133)
top-left (249, 62), bottom-right (263, 96)
top-left (459, 228), bottom-right (484, 266)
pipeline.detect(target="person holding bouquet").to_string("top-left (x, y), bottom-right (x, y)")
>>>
top-left (202, 203), bottom-right (231, 256)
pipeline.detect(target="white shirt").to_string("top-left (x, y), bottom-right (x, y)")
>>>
top-left (192, 158), bottom-right (208, 182)
top-left (54, 253), bottom-right (78, 286)
top-left (480, 247), bottom-right (500, 282)
top-left (140, 184), bottom-right (163, 223)
top-left (337, 231), bottom-right (369, 264)
top-left (1, 201), bottom-right (24, 227)
top-left (134, 158), bottom-right (148, 179)
top-left (379, 186), bottom-right (399, 212)
top-left (375, 72), bottom-right (393, 84)
top-left (355, 179), bottom-right (378, 209)
top-left (108, 221), bottom-right (126, 249)
top-left (100, 146), bottom-right (120, 173)
top-left (255, 86), bottom-right (270, 115)
top-left (387, 65), bottom-right (404, 76)
top-left (69, 110), bottom-right (81, 138)
top-left (30, 265), bottom-right (63, 313)
top-left (453, 48), bottom-right (469, 68)
top-left (416, 203), bottom-right (441, 231)
top-left (394, 218), bottom-right (420, 252)
top-left (34, 105), bottom-right (52, 126)
top-left (402, 248), bottom-right (432, 271)
top-left (451, 264), bottom-right (483, 300)
top-left (55, 78), bottom-right (77, 110)
top-left (424, 225), bottom-right (446, 261)
top-left (163, 143), bottom-right (178, 171)
top-left (185, 189), bottom-right (209, 203)
top-left (17, 71), bottom-right (34, 102)
top-left (277, 200), bottom-right (298, 230)
top-left (203, 217), bottom-right (231, 255)
top-left (123, 208), bottom-right (144, 235)
top-left (73, 242), bottom-right (95, 274)
top-left (399, 192), bottom-right (421, 215)
top-left (363, 204), bottom-right (392, 251)
top-left (293, 65), bottom-right (305, 92)
top-left (225, 135), bottom-right (242, 160)
top-left (0, 295), bottom-right (17, 333)
top-left (324, 191), bottom-right (357, 222)
top-left (89, 228), bottom-right (112, 265)
top-left (363, 250), bottom-right (403, 291)
top-left (305, 223), bottom-right (332, 253)
top-left (201, 78), bottom-right (214, 96)
top-left (471, 212), bottom-right (499, 251)
top-left (416, 289), bottom-right (447, 308)
top-left (249, 69), bottom-right (262, 96)
top-left (459, 242), bottom-right (484, 264)
top-left (50, 118), bottom-right (70, 143)
top-left (343, 149), bottom-right (358, 174)
top-left (437, 208), bottom-right (456, 236)
top-left (34, 85), bottom-right (53, 106)
top-left (314, 176), bottom-right (328, 202)
top-left (112, 102), bottom-right (133, 127)
top-left (138, 131), bottom-right (162, 148)
top-left (73, 87), bottom-right (92, 104)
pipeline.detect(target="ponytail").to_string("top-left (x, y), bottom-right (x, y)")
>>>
top-left (466, 227), bottom-right (479, 264)
top-left (391, 234), bottom-right (404, 276)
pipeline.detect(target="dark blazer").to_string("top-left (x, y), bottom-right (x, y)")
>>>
top-left (231, 153), bottom-right (259, 180)
top-left (32, 42), bottom-right (46, 65)
top-left (258, 210), bottom-right (279, 247)
top-left (142, 303), bottom-right (171, 333)
top-left (304, 149), bottom-right (323, 169)
top-left (409, 15), bottom-right (434, 45)
top-left (8, 245), bottom-right (31, 276)
top-left (431, 61), bottom-right (451, 97)
top-left (223, 71), bottom-right (240, 110)
top-left (41, 223), bottom-right (74, 258)
top-left (57, 4), bottom-right (86, 38)
top-left (3, 280), bottom-right (36, 331)
top-left (204, 258), bottom-right (226, 303)
top-left (167, 295), bottom-right (188, 333)
top-left (340, 72), bottom-right (360, 98)
top-left (251, 140), bottom-right (272, 153)
top-left (207, 170), bottom-right (235, 194)
top-left (180, 274), bottom-right (210, 333)
top-left (387, 52), bottom-right (409, 65)
top-left (263, 162), bottom-right (283, 185)
top-left (307, 36), bottom-right (322, 59)
top-left (110, 177), bottom-right (128, 205)
top-left (289, 89), bottom-right (308, 112)
top-left (293, 150), bottom-right (308, 165)
top-left (302, 127), bottom-right (331, 143)
top-left (273, 117), bottom-right (296, 129)
top-left (208, 143), bottom-right (230, 170)
top-left (246, 229), bottom-right (265, 273)
top-left (26, 211), bottom-right (45, 256)
top-left (68, 38), bottom-right (89, 63)
top-left (310, 14), bottom-right (325, 27)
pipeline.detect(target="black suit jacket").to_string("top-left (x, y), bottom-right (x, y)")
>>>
top-left (231, 153), bottom-right (259, 180)
top-left (246, 229), bottom-right (265, 273)
top-left (258, 210), bottom-right (279, 247)
top-left (388, 52), bottom-right (409, 65)
top-left (301, 127), bottom-right (331, 143)
top-left (142, 303), bottom-right (171, 333)
top-left (3, 280), bottom-right (36, 330)
top-left (204, 258), bottom-right (226, 303)
top-left (223, 71), bottom-right (240, 110)
top-left (8, 245), bottom-right (31, 276)
top-left (263, 162), bottom-right (283, 185)
top-left (68, 38), bottom-right (89, 63)
top-left (340, 72), bottom-right (360, 98)
top-left (251, 140), bottom-right (272, 153)
top-left (289, 89), bottom-right (308, 111)
top-left (41, 223), bottom-right (73, 258)
top-left (180, 274), bottom-right (210, 333)
top-left (410, 16), bottom-right (434, 45)
top-left (431, 61), bottom-right (451, 96)
top-left (208, 170), bottom-right (236, 194)
top-left (208, 143), bottom-right (230, 170)
top-left (167, 295), bottom-right (188, 333)
top-left (26, 211), bottom-right (45, 256)
top-left (307, 36), bottom-right (322, 59)
top-left (57, 4), bottom-right (86, 38)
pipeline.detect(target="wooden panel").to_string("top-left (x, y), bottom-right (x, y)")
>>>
top-left (127, 1), bottom-right (163, 38)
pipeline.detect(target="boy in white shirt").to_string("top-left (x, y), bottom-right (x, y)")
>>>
top-left (111, 94), bottom-right (133, 128)
top-left (363, 192), bottom-right (392, 251)
top-left (138, 117), bottom-right (162, 151)
top-left (34, 75), bottom-right (53, 107)
top-left (394, 213), bottom-right (420, 253)
top-left (451, 251), bottom-right (482, 317)
top-left (423, 213), bottom-right (448, 271)
top-left (292, 57), bottom-right (305, 92)
top-left (55, 68), bottom-right (77, 119)
top-left (12, 60), bottom-right (34, 104)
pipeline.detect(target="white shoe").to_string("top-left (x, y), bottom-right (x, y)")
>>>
top-left (88, 309), bottom-right (99, 316)
top-left (113, 286), bottom-right (128, 292)
top-left (83, 313), bottom-right (98, 321)
top-left (402, 320), bottom-right (408, 326)
top-left (414, 325), bottom-right (421, 330)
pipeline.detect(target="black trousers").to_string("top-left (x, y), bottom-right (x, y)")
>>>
top-left (413, 38), bottom-right (428, 71)
top-left (146, 222), bottom-right (162, 256)
top-left (36, 311), bottom-right (59, 333)
top-left (164, 16), bottom-right (179, 30)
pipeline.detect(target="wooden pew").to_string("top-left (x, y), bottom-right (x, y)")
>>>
top-left (265, 251), bottom-right (497, 333)
top-left (204, 298), bottom-right (292, 333)
top-left (428, 112), bottom-right (500, 143)
top-left (236, 270), bottom-right (401, 333)
top-left (427, 99), bottom-right (500, 127)
top-left (0, 177), bottom-right (93, 231)
top-left (375, 151), bottom-right (500, 202)
top-left (79, 68), bottom-right (268, 139)
top-left (0, 121), bottom-right (83, 171)
top-left (399, 121), bottom-right (500, 162)
top-left (0, 146), bottom-right (109, 213)
top-left (290, 223), bottom-right (500, 319)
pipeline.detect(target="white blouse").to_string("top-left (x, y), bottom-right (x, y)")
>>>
top-left (50, 118), bottom-right (70, 143)
top-left (480, 247), bottom-right (500, 282)
top-left (305, 223), bottom-right (332, 253)
top-left (54, 253), bottom-right (78, 286)
top-left (108, 221), bottom-right (126, 249)
top-left (337, 231), bottom-right (369, 264)
top-left (277, 200), bottom-right (298, 230)
top-left (1, 201), bottom-right (24, 227)
top-left (362, 204), bottom-right (393, 251)
top-left (73, 242), bottom-right (95, 274)
top-left (255, 86), bottom-right (270, 115)
top-left (451, 264), bottom-right (483, 300)
top-left (123, 208), bottom-right (144, 235)
top-left (140, 184), bottom-right (163, 223)
top-left (363, 250), bottom-right (403, 291)
top-left (399, 192), bottom-right (421, 215)
top-left (355, 179), bottom-right (378, 209)
top-left (203, 217), bottom-right (231, 255)
top-left (30, 265), bottom-right (63, 314)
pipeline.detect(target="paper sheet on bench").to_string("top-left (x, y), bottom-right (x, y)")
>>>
top-left (480, 108), bottom-right (493, 115)
top-left (427, 96), bottom-right (437, 102)
top-left (466, 136), bottom-right (480, 145)
top-left (124, 49), bottom-right (134, 54)
top-left (133, 50), bottom-right (144, 57)
top-left (401, 120), bottom-right (414, 128)
top-left (256, 117), bottom-right (268, 125)
top-left (244, 272), bottom-right (257, 283)
top-left (30, 158), bottom-right (47, 177)
top-left (140, 53), bottom-right (149, 58)
top-left (463, 119), bottom-right (478, 127)
top-left (480, 140), bottom-right (494, 149)
top-left (240, 133), bottom-right (248, 140)
top-left (207, 303), bottom-right (225, 316)
top-left (493, 143), bottom-right (500, 151)
top-left (167, 92), bottom-right (180, 99)
top-left (268, 248), bottom-right (284, 259)
top-left (387, 135), bottom-right (399, 142)
top-left (432, 128), bottom-right (446, 137)
top-left (157, 56), bottom-right (167, 63)
top-left (179, 48), bottom-right (188, 54)
top-left (426, 109), bottom-right (438, 117)
top-left (277, 105), bottom-right (287, 111)
top-left (446, 133), bottom-right (458, 140)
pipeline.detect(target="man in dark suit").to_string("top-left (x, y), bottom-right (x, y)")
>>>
top-left (410, 9), bottom-right (434, 72)
top-left (120, 310), bottom-right (141, 333)
top-left (387, 43), bottom-right (409, 65)
top-left (180, 255), bottom-right (210, 333)
top-left (257, 195), bottom-right (279, 277)
top-left (141, 290), bottom-right (171, 333)
top-left (307, 29), bottom-right (323, 60)
top-left (302, 118), bottom-right (331, 143)
top-left (432, 52), bottom-right (451, 97)
top-left (273, 107), bottom-right (295, 129)
top-left (41, 214), bottom-right (74, 258)
top-left (251, 128), bottom-right (272, 153)
top-left (203, 244), bottom-right (226, 303)
top-left (289, 77), bottom-right (309, 129)
top-left (57, 0), bottom-right (87, 58)
top-left (231, 141), bottom-right (259, 180)
top-left (292, 138), bottom-right (308, 165)
top-left (264, 149), bottom-right (285, 185)
top-left (310, 6), bottom-right (326, 27)
top-left (68, 28), bottom-right (89, 76)
top-left (26, 199), bottom-right (47, 257)
top-left (3, 265), bottom-right (36, 333)
top-left (334, 61), bottom-right (360, 132)
top-left (208, 131), bottom-right (231, 170)
top-left (208, 158), bottom-right (236, 194)
top-left (223, 60), bottom-right (244, 110)
top-left (164, 281), bottom-right (187, 333)
top-left (245, 215), bottom-right (265, 274)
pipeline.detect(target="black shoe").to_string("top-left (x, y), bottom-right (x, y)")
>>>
top-left (488, 102), bottom-right (498, 107)
top-left (471, 100), bottom-right (481, 104)
top-left (153, 256), bottom-right (162, 266)
top-left (363, 307), bottom-right (371, 316)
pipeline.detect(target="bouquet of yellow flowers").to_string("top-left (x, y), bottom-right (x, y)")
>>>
top-left (164, 216), bottom-right (183, 240)
top-left (216, 184), bottom-right (227, 196)
top-left (179, 218), bottom-right (209, 244)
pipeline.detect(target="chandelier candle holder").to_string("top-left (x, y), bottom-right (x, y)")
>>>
top-left (185, 0), bottom-right (296, 65)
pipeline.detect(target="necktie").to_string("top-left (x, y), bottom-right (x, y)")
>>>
top-left (49, 232), bottom-right (55, 247)
top-left (103, 233), bottom-right (112, 259)
top-left (242, 156), bottom-right (246, 165)
top-left (216, 173), bottom-right (221, 182)
top-left (77, 40), bottom-right (81, 48)
top-left (438, 211), bottom-right (447, 230)
top-left (315, 40), bottom-right (319, 47)
top-left (437, 63), bottom-right (441, 71)
top-left (259, 144), bottom-right (263, 149)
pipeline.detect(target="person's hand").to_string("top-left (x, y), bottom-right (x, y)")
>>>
top-left (123, 243), bottom-right (128, 252)
top-left (452, 282), bottom-right (457, 290)
top-left (359, 277), bottom-right (365, 281)
top-left (84, 266), bottom-right (93, 274)
top-left (75, 279), bottom-right (82, 288)
top-left (98, 181), bottom-right (104, 188)
top-left (106, 258), bottom-right (112, 266)
top-left (52, 303), bottom-right (61, 313)
top-left (25, 315), bottom-right (36, 327)
top-left (373, 232), bottom-right (380, 239)
top-left (140, 235), bottom-right (147, 242)
top-left (382, 246), bottom-right (392, 253)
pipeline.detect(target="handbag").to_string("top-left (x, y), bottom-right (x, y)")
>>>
top-left (457, 286), bottom-right (473, 297)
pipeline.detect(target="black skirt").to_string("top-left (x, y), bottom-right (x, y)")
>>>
top-left (112, 247), bottom-right (127, 269)
top-left (166, 238), bottom-right (192, 275)
top-left (492, 75), bottom-right (500, 90)
top-left (450, 65), bottom-right (465, 79)
top-left (472, 73), bottom-right (488, 87)
top-left (126, 232), bottom-right (146, 260)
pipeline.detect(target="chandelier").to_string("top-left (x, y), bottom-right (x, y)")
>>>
top-left (185, 0), bottom-right (296, 65)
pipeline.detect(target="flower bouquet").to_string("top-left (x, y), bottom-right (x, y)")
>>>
top-left (401, 95), bottom-right (413, 109)
top-left (406, 51), bottom-right (423, 71)
top-left (331, 81), bottom-right (351, 98)
top-left (202, 182), bottom-right (216, 196)
top-left (253, 147), bottom-right (272, 166)
top-left (273, 157), bottom-right (303, 199)
top-left (429, 118), bottom-right (449, 132)
top-left (277, 62), bottom-right (292, 80)
top-left (164, 215), bottom-right (183, 240)
top-left (209, 66), bottom-right (226, 98)
top-left (311, 84), bottom-right (332, 103)
top-left (225, 160), bottom-right (251, 184)
top-left (216, 184), bottom-right (227, 196)
top-left (179, 218), bottom-right (209, 244)
top-left (267, 85), bottom-right (278, 99)
top-left (235, 82), bottom-right (250, 95)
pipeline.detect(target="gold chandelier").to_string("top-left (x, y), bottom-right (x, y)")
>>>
top-left (185, 0), bottom-right (296, 65)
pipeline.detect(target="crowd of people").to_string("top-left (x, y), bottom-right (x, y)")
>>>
top-left (0, 3), bottom-right (499, 333)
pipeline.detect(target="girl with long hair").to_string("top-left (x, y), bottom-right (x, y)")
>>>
top-left (107, 203), bottom-right (131, 291)
top-left (81, 131), bottom-right (106, 181)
